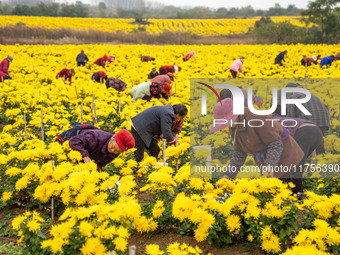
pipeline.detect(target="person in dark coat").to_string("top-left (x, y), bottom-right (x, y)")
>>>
top-left (274, 50), bottom-right (287, 66)
top-left (286, 84), bottom-right (330, 154)
top-left (92, 71), bottom-right (107, 83)
top-left (76, 50), bottom-right (89, 67)
top-left (273, 117), bottom-right (323, 197)
top-left (141, 56), bottom-right (155, 62)
top-left (0, 56), bottom-right (13, 81)
top-left (148, 68), bottom-right (159, 79)
top-left (55, 124), bottom-right (135, 171)
top-left (56, 68), bottom-right (75, 84)
top-left (272, 83), bottom-right (302, 117)
top-left (131, 104), bottom-right (188, 162)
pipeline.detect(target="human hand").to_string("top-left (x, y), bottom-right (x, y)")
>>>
top-left (83, 156), bottom-right (92, 163)
top-left (262, 165), bottom-right (274, 178)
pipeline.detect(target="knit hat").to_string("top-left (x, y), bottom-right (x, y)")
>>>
top-left (210, 98), bottom-right (239, 133)
top-left (69, 68), bottom-right (75, 74)
top-left (81, 50), bottom-right (84, 53)
top-left (163, 82), bottom-right (171, 93)
top-left (103, 55), bottom-right (108, 60)
top-left (115, 129), bottom-right (135, 151)
top-left (7, 56), bottom-right (13, 62)
top-left (152, 67), bottom-right (156, 72)
top-left (108, 56), bottom-right (115, 62)
top-left (99, 71), bottom-right (106, 78)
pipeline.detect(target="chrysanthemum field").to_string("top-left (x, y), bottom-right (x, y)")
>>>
top-left (0, 44), bottom-right (340, 254)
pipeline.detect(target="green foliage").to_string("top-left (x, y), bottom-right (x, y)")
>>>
top-left (0, 221), bottom-right (19, 237)
top-left (251, 21), bottom-right (308, 44)
top-left (6, 2), bottom-right (305, 19)
top-left (60, 4), bottom-right (89, 18)
top-left (301, 0), bottom-right (340, 43)
top-left (11, 3), bottom-right (89, 18)
top-left (0, 241), bottom-right (26, 255)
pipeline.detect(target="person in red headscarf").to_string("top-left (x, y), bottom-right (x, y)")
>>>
top-left (130, 81), bottom-right (171, 102)
top-left (94, 55), bottom-right (114, 71)
top-left (91, 71), bottom-right (107, 83)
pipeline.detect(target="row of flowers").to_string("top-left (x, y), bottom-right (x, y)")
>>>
top-left (0, 44), bottom-right (339, 254)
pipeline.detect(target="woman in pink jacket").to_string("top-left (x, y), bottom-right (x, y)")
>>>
top-left (229, 57), bottom-right (244, 78)
top-left (183, 51), bottom-right (195, 61)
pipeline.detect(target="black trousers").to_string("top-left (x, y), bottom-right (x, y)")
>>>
top-left (230, 69), bottom-right (237, 78)
top-left (275, 60), bottom-right (283, 66)
top-left (316, 126), bottom-right (328, 154)
top-left (281, 126), bottom-right (323, 194)
top-left (142, 95), bottom-right (151, 101)
top-left (131, 128), bottom-right (160, 162)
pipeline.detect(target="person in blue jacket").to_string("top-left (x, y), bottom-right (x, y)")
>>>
top-left (320, 55), bottom-right (335, 68)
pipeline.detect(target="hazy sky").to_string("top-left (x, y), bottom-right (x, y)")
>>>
top-left (62, 0), bottom-right (310, 10)
top-left (155, 0), bottom-right (310, 9)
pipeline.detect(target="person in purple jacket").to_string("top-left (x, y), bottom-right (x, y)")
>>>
top-left (55, 124), bottom-right (135, 171)
top-left (92, 71), bottom-right (107, 83)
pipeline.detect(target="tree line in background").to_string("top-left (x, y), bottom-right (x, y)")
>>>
top-left (0, 0), bottom-right (338, 44)
top-left (252, 0), bottom-right (339, 44)
top-left (0, 2), bottom-right (305, 18)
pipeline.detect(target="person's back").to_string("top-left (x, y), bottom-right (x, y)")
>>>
top-left (130, 82), bottom-right (152, 100)
top-left (151, 74), bottom-right (171, 84)
top-left (131, 105), bottom-right (175, 146)
top-left (286, 92), bottom-right (330, 130)
top-left (183, 51), bottom-right (195, 61)
top-left (0, 58), bottom-right (9, 74)
top-left (335, 52), bottom-right (340, 60)
top-left (141, 56), bottom-right (155, 62)
top-left (76, 51), bottom-right (88, 66)
top-left (302, 57), bottom-right (317, 66)
top-left (275, 51), bottom-right (287, 65)
top-left (320, 56), bottom-right (332, 67)
top-left (230, 60), bottom-right (242, 72)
